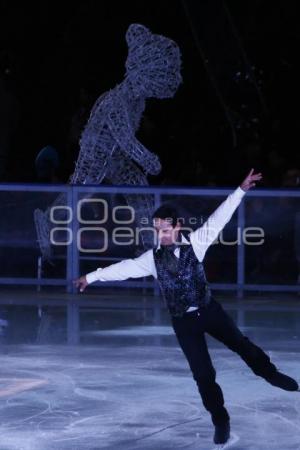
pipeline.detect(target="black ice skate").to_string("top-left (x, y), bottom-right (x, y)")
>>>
top-left (266, 371), bottom-right (298, 391)
top-left (214, 421), bottom-right (230, 444)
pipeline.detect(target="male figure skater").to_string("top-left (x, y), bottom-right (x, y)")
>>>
top-left (74, 169), bottom-right (299, 445)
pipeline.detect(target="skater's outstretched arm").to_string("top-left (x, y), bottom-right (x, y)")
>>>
top-left (189, 169), bottom-right (262, 262)
top-left (73, 249), bottom-right (156, 292)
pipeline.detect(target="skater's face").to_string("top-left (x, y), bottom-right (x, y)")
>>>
top-left (153, 218), bottom-right (181, 246)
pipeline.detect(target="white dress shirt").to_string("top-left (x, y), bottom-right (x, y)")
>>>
top-left (86, 186), bottom-right (246, 311)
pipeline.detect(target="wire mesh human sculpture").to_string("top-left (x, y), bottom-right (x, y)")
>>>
top-left (34, 23), bottom-right (182, 259)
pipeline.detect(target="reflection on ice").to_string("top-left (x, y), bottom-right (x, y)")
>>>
top-left (0, 301), bottom-right (299, 449)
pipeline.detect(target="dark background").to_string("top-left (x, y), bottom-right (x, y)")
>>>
top-left (0, 0), bottom-right (299, 187)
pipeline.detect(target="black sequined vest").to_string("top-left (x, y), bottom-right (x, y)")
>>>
top-left (153, 235), bottom-right (212, 317)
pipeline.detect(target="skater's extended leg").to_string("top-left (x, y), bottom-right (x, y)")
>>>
top-left (205, 298), bottom-right (298, 391)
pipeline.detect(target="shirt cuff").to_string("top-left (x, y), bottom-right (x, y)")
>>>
top-left (86, 270), bottom-right (102, 284)
top-left (236, 186), bottom-right (247, 198)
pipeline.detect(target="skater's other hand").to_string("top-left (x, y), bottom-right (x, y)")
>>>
top-left (240, 168), bottom-right (262, 192)
top-left (73, 276), bottom-right (88, 292)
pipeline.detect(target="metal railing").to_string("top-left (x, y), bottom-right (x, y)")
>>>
top-left (0, 182), bottom-right (299, 299)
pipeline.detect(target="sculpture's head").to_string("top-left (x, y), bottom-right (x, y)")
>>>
top-left (125, 24), bottom-right (182, 99)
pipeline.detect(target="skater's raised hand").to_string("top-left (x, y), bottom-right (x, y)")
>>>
top-left (73, 275), bottom-right (88, 292)
top-left (240, 168), bottom-right (262, 192)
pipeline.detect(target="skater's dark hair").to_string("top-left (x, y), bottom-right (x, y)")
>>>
top-left (152, 204), bottom-right (183, 227)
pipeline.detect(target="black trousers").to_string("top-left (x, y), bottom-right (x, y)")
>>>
top-left (171, 297), bottom-right (278, 426)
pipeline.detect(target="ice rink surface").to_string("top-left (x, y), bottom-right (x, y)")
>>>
top-left (0, 298), bottom-right (300, 450)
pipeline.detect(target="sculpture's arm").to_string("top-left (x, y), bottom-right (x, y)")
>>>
top-left (107, 101), bottom-right (161, 175)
